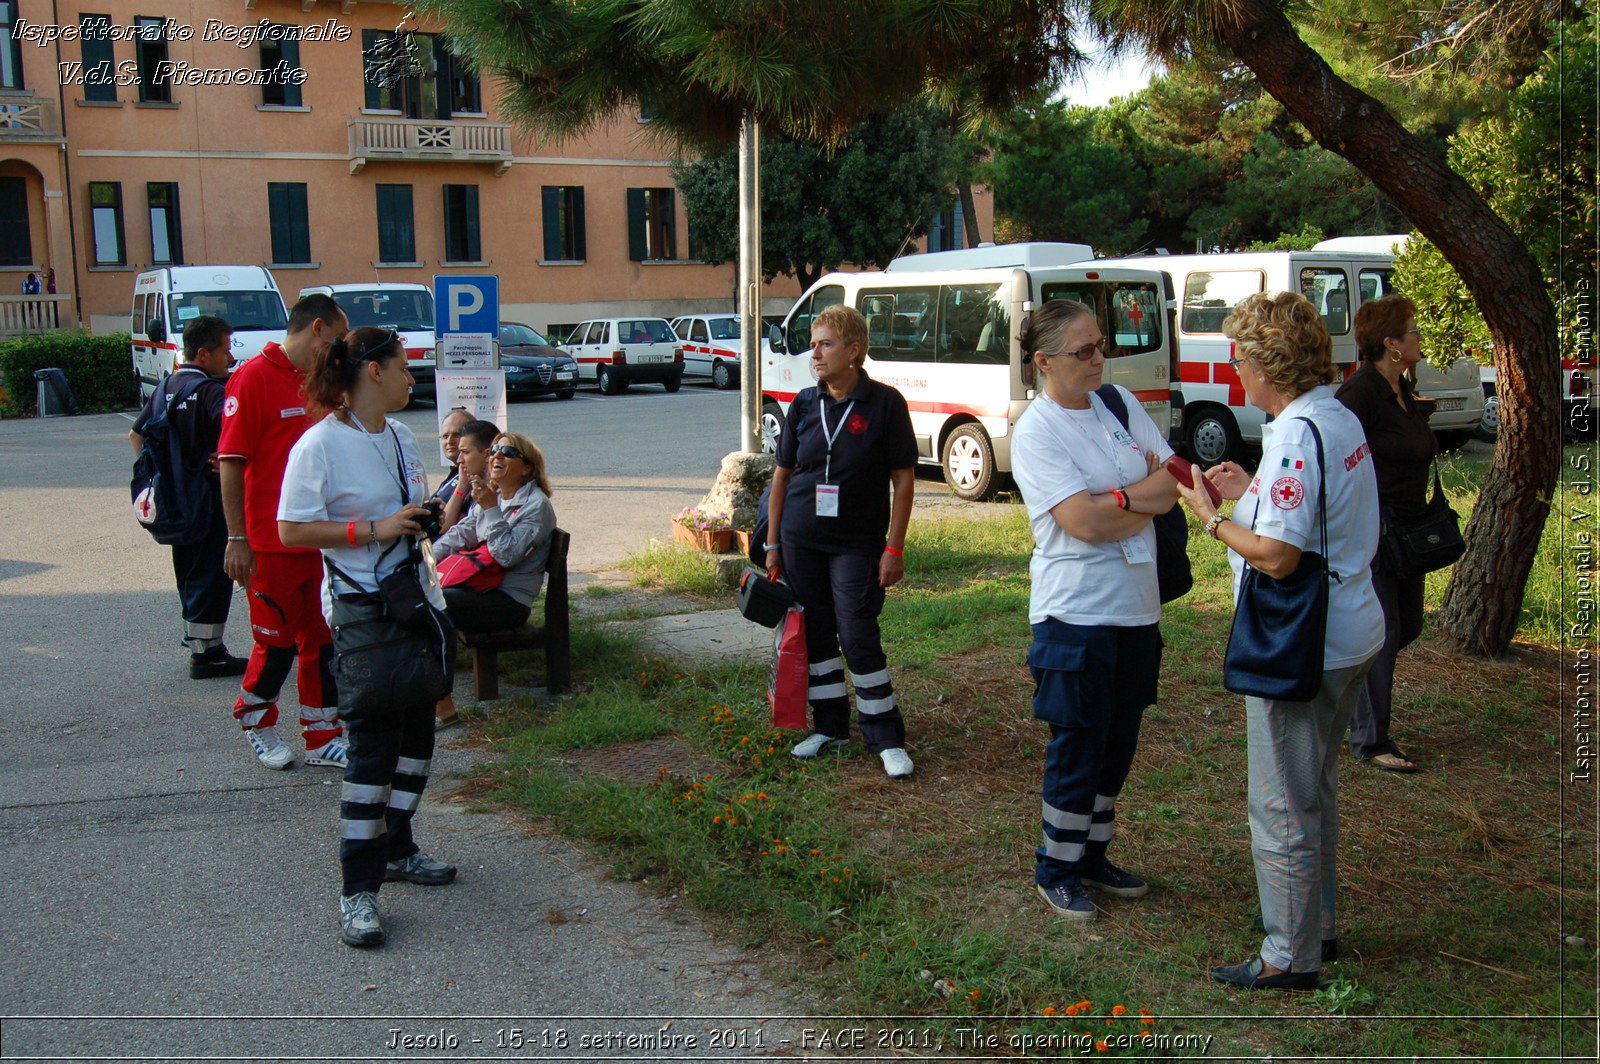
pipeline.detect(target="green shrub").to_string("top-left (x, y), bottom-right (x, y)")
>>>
top-left (0, 332), bottom-right (134, 416)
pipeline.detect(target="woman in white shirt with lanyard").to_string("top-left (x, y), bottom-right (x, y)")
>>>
top-left (1009, 298), bottom-right (1179, 922)
top-left (278, 325), bottom-right (458, 950)
top-left (1174, 291), bottom-right (1383, 991)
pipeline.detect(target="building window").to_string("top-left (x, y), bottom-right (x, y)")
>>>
top-left (442, 184), bottom-right (479, 262)
top-left (259, 25), bottom-right (302, 107)
top-left (89, 181), bottom-right (125, 265)
top-left (361, 30), bottom-right (478, 119)
top-left (0, 175), bottom-right (31, 266)
top-left (147, 182), bottom-right (181, 265)
top-left (0, 3), bottom-right (24, 90)
top-left (927, 200), bottom-right (964, 254)
top-left (540, 186), bottom-right (585, 262)
top-left (626, 188), bottom-right (676, 261)
top-left (79, 14), bottom-right (116, 102)
top-left (376, 184), bottom-right (415, 263)
top-left (267, 182), bottom-right (310, 264)
top-left (134, 16), bottom-right (171, 103)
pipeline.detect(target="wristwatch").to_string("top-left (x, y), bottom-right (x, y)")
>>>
top-left (1205, 512), bottom-right (1228, 540)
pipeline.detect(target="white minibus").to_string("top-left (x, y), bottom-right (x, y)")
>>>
top-left (131, 266), bottom-right (288, 402)
top-left (759, 255), bottom-right (1176, 500)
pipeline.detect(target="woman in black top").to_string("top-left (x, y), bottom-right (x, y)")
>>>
top-left (766, 304), bottom-right (918, 779)
top-left (1336, 294), bottom-right (1433, 773)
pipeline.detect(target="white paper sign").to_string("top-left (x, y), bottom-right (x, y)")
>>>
top-left (435, 369), bottom-right (509, 466)
top-left (437, 333), bottom-right (497, 370)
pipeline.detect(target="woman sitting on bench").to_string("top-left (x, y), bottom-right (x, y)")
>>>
top-left (432, 431), bottom-right (556, 633)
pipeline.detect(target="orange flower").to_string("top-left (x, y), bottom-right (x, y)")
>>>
top-left (811, 849), bottom-right (820, 856)
top-left (1042, 1006), bottom-right (1057, 1016)
top-left (1076, 1000), bottom-right (1092, 1011)
top-left (1139, 1030), bottom-right (1153, 1042)
top-left (1094, 1040), bottom-right (1108, 1053)
top-left (859, 950), bottom-right (869, 958)
top-left (1140, 1008), bottom-right (1154, 1025)
top-left (713, 815), bottom-right (722, 823)
top-left (969, 989), bottom-right (981, 1002)
top-left (1111, 1005), bottom-right (1127, 1017)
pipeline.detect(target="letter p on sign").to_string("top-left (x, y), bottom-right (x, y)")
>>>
top-left (433, 275), bottom-right (500, 338)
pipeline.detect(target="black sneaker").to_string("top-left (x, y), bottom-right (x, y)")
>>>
top-left (190, 649), bottom-right (247, 679)
top-left (385, 852), bottom-right (457, 886)
top-left (1037, 880), bottom-right (1096, 921)
top-left (1080, 858), bottom-right (1149, 898)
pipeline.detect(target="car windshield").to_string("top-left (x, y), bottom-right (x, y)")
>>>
top-left (169, 291), bottom-right (287, 332)
top-left (337, 289), bottom-right (434, 331)
top-left (501, 323), bottom-right (551, 347)
top-left (620, 319), bottom-right (673, 343)
top-left (708, 317), bottom-right (741, 340)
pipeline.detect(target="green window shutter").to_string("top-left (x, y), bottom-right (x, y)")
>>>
top-left (541, 186), bottom-right (560, 261)
top-left (361, 30), bottom-right (385, 110)
top-left (572, 187), bottom-right (586, 261)
top-left (661, 190), bottom-right (677, 260)
top-left (289, 184), bottom-right (309, 263)
top-left (626, 188), bottom-right (647, 261)
top-left (464, 185), bottom-right (480, 261)
top-left (268, 183), bottom-right (290, 263)
top-left (281, 36), bottom-right (302, 107)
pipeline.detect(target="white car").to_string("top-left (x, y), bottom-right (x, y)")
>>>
top-left (669, 313), bottom-right (744, 389)
top-left (563, 317), bottom-right (684, 395)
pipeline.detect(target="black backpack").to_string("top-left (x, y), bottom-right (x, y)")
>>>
top-left (1095, 384), bottom-right (1193, 604)
top-left (130, 373), bottom-right (216, 546)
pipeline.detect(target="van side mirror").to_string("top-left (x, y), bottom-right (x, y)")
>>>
top-left (147, 319), bottom-right (166, 344)
top-left (770, 330), bottom-right (786, 354)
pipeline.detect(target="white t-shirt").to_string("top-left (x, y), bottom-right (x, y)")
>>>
top-left (278, 413), bottom-right (445, 622)
top-left (1228, 385), bottom-right (1384, 670)
top-left (1011, 386), bottom-right (1176, 626)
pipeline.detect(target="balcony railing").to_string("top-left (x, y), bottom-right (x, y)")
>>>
top-left (0, 295), bottom-right (76, 338)
top-left (348, 116), bottom-right (513, 175)
top-left (0, 92), bottom-right (63, 142)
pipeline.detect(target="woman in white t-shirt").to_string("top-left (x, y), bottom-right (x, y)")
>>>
top-left (277, 325), bottom-right (458, 951)
top-left (1174, 291), bottom-right (1382, 992)
top-left (1010, 299), bottom-right (1180, 923)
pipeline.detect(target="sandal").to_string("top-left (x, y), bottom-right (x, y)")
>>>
top-left (1370, 751), bottom-right (1418, 773)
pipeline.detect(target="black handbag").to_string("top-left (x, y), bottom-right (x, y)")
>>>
top-left (1383, 466), bottom-right (1465, 578)
top-left (1222, 418), bottom-right (1331, 702)
top-left (328, 589), bottom-right (454, 723)
top-left (1094, 385), bottom-right (1193, 603)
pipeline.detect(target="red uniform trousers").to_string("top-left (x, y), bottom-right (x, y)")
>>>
top-left (232, 550), bottom-right (341, 750)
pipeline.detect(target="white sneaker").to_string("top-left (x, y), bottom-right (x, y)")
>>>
top-left (246, 725), bottom-right (294, 770)
top-left (339, 891), bottom-right (385, 948)
top-left (305, 735), bottom-right (349, 769)
top-left (790, 732), bottom-right (844, 758)
top-left (880, 748), bottom-right (914, 779)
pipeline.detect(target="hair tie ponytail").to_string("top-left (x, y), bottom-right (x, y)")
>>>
top-left (327, 336), bottom-right (350, 363)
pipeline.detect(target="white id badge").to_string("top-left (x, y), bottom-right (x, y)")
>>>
top-left (815, 483), bottom-right (841, 517)
top-left (1119, 535), bottom-right (1154, 565)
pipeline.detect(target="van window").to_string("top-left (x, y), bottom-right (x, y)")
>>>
top-left (1040, 280), bottom-right (1162, 356)
top-left (132, 293), bottom-right (147, 336)
top-left (858, 286), bottom-right (936, 363)
top-left (170, 290), bottom-right (287, 332)
top-left (339, 289), bottom-right (434, 331)
top-left (1182, 270), bottom-right (1264, 334)
top-left (785, 284), bottom-right (844, 354)
top-left (1359, 268), bottom-right (1395, 302)
top-left (938, 283), bottom-right (1009, 366)
top-left (1299, 267), bottom-right (1351, 335)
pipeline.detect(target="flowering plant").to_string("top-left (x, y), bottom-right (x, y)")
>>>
top-left (674, 506), bottom-right (732, 532)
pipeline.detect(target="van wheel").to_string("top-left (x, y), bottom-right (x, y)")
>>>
top-left (760, 402), bottom-right (784, 455)
top-left (712, 360), bottom-right (733, 389)
top-left (942, 423), bottom-right (997, 501)
top-left (597, 365), bottom-right (622, 395)
top-left (1476, 390), bottom-right (1499, 442)
top-left (1185, 405), bottom-right (1242, 466)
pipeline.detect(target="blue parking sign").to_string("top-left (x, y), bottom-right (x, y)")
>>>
top-left (434, 275), bottom-right (499, 337)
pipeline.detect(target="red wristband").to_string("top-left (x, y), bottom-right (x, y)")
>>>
top-left (1111, 490), bottom-right (1128, 510)
top-left (346, 521), bottom-right (358, 545)
top-left (883, 546), bottom-right (903, 557)
top-left (453, 488), bottom-right (469, 498)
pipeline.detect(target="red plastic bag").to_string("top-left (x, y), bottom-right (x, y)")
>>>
top-left (768, 605), bottom-right (809, 730)
top-left (437, 544), bottom-right (505, 591)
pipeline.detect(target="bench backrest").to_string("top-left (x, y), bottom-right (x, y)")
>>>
top-left (545, 527), bottom-right (570, 633)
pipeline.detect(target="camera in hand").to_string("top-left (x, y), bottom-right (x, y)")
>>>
top-left (417, 498), bottom-right (444, 540)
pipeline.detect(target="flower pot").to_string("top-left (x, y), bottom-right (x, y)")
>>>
top-left (735, 530), bottom-right (754, 557)
top-left (672, 523), bottom-right (734, 553)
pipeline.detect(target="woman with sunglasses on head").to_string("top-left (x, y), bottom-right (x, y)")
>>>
top-left (1009, 298), bottom-right (1180, 923)
top-left (1335, 295), bottom-right (1432, 774)
top-left (431, 431), bottom-right (556, 634)
top-left (278, 325), bottom-right (458, 950)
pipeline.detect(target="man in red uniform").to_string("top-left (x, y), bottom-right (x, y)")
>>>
top-left (218, 294), bottom-right (349, 770)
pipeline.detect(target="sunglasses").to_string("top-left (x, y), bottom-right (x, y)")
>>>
top-left (357, 328), bottom-right (400, 360)
top-left (489, 444), bottom-right (524, 460)
top-left (1053, 336), bottom-right (1108, 362)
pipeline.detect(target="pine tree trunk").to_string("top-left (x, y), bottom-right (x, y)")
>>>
top-left (1217, 0), bottom-right (1563, 656)
top-left (959, 179), bottom-right (982, 246)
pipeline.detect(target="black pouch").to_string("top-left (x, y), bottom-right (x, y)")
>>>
top-left (378, 561), bottom-right (432, 630)
top-left (329, 593), bottom-right (454, 723)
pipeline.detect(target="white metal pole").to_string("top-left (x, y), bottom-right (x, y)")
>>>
top-left (738, 115), bottom-right (761, 453)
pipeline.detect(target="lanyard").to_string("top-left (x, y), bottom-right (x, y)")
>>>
top-left (818, 399), bottom-right (855, 483)
top-left (1059, 396), bottom-right (1134, 485)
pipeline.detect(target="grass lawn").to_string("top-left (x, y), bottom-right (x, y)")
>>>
top-left (475, 444), bottom-right (1596, 1059)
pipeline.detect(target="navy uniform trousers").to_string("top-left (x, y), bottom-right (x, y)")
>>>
top-left (782, 543), bottom-right (904, 753)
top-left (1029, 618), bottom-right (1162, 887)
top-left (338, 696), bottom-right (436, 896)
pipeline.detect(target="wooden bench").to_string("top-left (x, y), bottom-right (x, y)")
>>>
top-left (458, 527), bottom-right (571, 700)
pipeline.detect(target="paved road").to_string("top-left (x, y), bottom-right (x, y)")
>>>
top-left (0, 387), bottom-right (826, 1061)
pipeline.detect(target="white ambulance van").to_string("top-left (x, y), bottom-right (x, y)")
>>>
top-left (1091, 246), bottom-right (1483, 462)
top-left (131, 266), bottom-right (288, 403)
top-left (299, 283), bottom-right (436, 401)
top-left (759, 244), bottom-right (1176, 500)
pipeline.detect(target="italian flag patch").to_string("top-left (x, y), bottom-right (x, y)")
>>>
top-left (1281, 457), bottom-right (1304, 469)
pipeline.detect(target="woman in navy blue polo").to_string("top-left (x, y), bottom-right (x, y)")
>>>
top-left (765, 304), bottom-right (918, 779)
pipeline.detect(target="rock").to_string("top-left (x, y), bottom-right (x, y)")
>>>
top-left (698, 451), bottom-right (776, 532)
top-left (932, 979), bottom-right (956, 1000)
top-left (1565, 935), bottom-right (1588, 949)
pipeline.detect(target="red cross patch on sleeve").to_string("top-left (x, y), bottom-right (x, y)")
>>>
top-left (1270, 476), bottom-right (1305, 510)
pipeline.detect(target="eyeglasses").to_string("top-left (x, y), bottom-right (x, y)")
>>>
top-left (489, 444), bottom-right (524, 460)
top-left (1403, 327), bottom-right (1423, 338)
top-left (1055, 337), bottom-right (1109, 362)
top-left (1228, 356), bottom-right (1248, 370)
